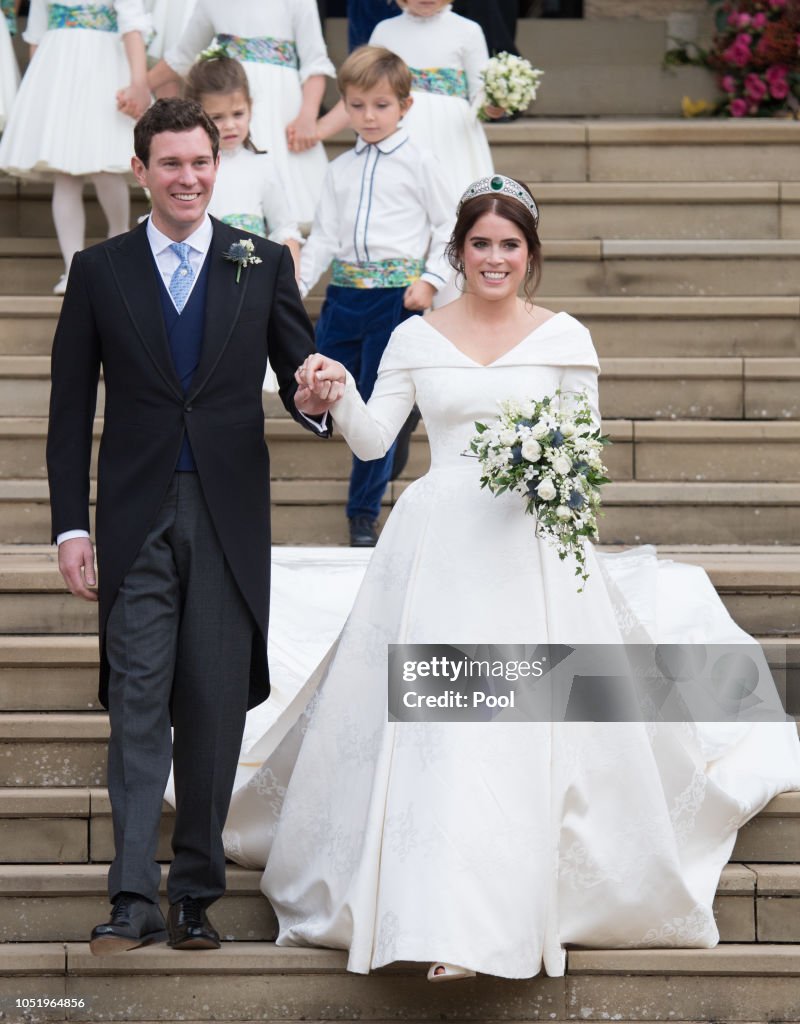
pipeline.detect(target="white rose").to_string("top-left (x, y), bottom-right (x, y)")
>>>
top-left (556, 505), bottom-right (572, 521)
top-left (499, 428), bottom-right (518, 446)
top-left (560, 422), bottom-right (575, 437)
top-left (521, 439), bottom-right (542, 462)
top-left (536, 478), bottom-right (557, 501)
top-left (530, 421), bottom-right (550, 440)
top-left (553, 455), bottom-right (572, 475)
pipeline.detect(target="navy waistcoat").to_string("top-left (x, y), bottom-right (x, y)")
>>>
top-left (154, 252), bottom-right (211, 471)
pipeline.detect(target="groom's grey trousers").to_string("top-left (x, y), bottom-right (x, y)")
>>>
top-left (105, 472), bottom-right (254, 906)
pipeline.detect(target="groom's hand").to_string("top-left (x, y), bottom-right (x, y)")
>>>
top-left (294, 355), bottom-right (346, 416)
top-left (58, 537), bottom-right (98, 602)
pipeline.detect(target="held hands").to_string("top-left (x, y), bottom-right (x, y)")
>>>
top-left (403, 280), bottom-right (436, 312)
top-left (116, 81), bottom-right (151, 120)
top-left (482, 104), bottom-right (507, 120)
top-left (294, 354), bottom-right (347, 416)
top-left (58, 537), bottom-right (98, 603)
top-left (286, 113), bottom-right (319, 153)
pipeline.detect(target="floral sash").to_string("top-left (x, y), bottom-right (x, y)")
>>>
top-left (47, 2), bottom-right (118, 32)
top-left (221, 213), bottom-right (268, 239)
top-left (409, 66), bottom-right (468, 100)
top-left (331, 258), bottom-right (425, 290)
top-left (215, 34), bottom-right (299, 69)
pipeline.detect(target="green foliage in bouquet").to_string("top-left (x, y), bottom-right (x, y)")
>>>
top-left (468, 390), bottom-right (611, 590)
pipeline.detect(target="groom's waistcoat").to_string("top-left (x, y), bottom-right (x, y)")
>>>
top-left (154, 253), bottom-right (212, 471)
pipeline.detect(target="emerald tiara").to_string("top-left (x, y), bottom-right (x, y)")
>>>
top-left (458, 175), bottom-right (539, 225)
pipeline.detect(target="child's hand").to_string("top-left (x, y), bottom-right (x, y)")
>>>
top-left (117, 82), bottom-right (150, 119)
top-left (483, 104), bottom-right (507, 120)
top-left (286, 114), bottom-right (319, 153)
top-left (403, 280), bottom-right (436, 312)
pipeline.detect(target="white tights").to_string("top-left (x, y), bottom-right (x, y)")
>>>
top-left (52, 172), bottom-right (130, 275)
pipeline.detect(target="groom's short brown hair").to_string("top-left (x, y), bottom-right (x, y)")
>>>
top-left (134, 98), bottom-right (220, 167)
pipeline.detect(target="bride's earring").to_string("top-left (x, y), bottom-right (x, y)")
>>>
top-left (456, 259), bottom-right (467, 292)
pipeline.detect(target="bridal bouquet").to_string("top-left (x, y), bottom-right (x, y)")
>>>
top-left (481, 52), bottom-right (544, 118)
top-left (468, 390), bottom-right (611, 588)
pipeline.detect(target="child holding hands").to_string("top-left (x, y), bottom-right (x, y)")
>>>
top-left (299, 45), bottom-right (453, 547)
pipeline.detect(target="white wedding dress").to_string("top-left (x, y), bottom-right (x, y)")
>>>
top-left (222, 312), bottom-right (800, 978)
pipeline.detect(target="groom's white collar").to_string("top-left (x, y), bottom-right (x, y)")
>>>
top-left (146, 214), bottom-right (214, 258)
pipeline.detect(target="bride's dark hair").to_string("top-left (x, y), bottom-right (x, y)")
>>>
top-left (446, 180), bottom-right (542, 303)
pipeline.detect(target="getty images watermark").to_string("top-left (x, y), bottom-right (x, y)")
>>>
top-left (388, 643), bottom-right (797, 723)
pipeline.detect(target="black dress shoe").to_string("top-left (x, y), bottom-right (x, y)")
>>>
top-left (167, 897), bottom-right (221, 950)
top-left (89, 893), bottom-right (167, 956)
top-left (349, 514), bottom-right (378, 547)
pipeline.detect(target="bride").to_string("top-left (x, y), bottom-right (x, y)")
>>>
top-left (223, 175), bottom-right (800, 981)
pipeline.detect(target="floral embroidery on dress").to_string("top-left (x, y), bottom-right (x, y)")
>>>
top-left (47, 2), bottom-right (118, 31)
top-left (215, 33), bottom-right (299, 69)
top-left (670, 768), bottom-right (708, 845)
top-left (221, 213), bottom-right (267, 238)
top-left (409, 66), bottom-right (469, 100)
top-left (639, 904), bottom-right (717, 947)
top-left (374, 911), bottom-right (400, 963)
top-left (331, 257), bottom-right (425, 289)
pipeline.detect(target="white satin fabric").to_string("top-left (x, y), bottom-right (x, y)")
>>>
top-left (221, 313), bottom-right (800, 978)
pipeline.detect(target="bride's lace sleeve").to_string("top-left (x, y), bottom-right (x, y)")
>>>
top-left (330, 366), bottom-right (416, 461)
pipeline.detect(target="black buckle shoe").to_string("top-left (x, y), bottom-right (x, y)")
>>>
top-left (90, 893), bottom-right (167, 956)
top-left (349, 514), bottom-right (378, 547)
top-left (167, 897), bottom-right (221, 950)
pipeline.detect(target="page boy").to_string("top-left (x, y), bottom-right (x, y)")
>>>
top-left (299, 45), bottom-right (453, 547)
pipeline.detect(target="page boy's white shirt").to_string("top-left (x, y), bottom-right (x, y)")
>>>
top-left (298, 126), bottom-right (455, 297)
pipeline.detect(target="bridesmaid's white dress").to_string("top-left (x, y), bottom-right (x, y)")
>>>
top-left (221, 312), bottom-right (800, 978)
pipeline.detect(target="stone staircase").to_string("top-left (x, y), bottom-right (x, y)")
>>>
top-left (0, 119), bottom-right (799, 1020)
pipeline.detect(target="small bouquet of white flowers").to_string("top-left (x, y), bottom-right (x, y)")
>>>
top-left (481, 52), bottom-right (544, 119)
top-left (467, 390), bottom-right (610, 588)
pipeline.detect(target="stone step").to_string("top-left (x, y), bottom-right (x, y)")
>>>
top-left (0, 863), bottom-right (276, 943)
top-left (0, 781), bottom-right (796, 865)
top-left (509, 121), bottom-right (800, 185)
top-left (7, 356), bottom-right (800, 423)
top-left (2, 707), bottom-right (798, 790)
top-left (529, 182), bottom-right (799, 241)
top-left (0, 178), bottom-right (149, 240)
top-left (2, 295), bottom-right (798, 360)
top-left (0, 861), bottom-right (785, 946)
top-left (2, 624), bottom-right (796, 714)
top-left (8, 413), bottom-right (800, 490)
top-left (1, 941), bottom-right (800, 1023)
top-left (4, 178), bottom-right (797, 242)
top-left (3, 237), bottom-right (800, 297)
top-left (415, 121), bottom-right (800, 185)
top-left (1, 475), bottom-right (800, 548)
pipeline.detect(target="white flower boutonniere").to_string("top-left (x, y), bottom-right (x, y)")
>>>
top-left (224, 238), bottom-right (263, 283)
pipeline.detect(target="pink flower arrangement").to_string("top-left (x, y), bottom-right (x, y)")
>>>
top-left (706, 0), bottom-right (800, 117)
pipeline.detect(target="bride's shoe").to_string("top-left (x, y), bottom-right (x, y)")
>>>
top-left (427, 962), bottom-right (476, 982)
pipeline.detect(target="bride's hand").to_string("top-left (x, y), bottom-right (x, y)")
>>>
top-left (294, 355), bottom-right (347, 414)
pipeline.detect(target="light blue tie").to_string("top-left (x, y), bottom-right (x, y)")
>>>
top-left (168, 241), bottom-right (194, 313)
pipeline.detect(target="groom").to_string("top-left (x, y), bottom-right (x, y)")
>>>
top-left (47, 99), bottom-right (340, 954)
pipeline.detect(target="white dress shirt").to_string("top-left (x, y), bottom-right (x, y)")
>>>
top-left (147, 213), bottom-right (213, 309)
top-left (298, 127), bottom-right (455, 297)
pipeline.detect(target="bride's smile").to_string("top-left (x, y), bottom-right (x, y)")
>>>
top-left (462, 211), bottom-right (529, 300)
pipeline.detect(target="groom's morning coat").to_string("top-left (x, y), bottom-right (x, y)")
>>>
top-left (47, 219), bottom-right (328, 710)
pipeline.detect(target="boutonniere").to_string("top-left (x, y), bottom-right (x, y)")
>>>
top-left (223, 238), bottom-right (263, 283)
